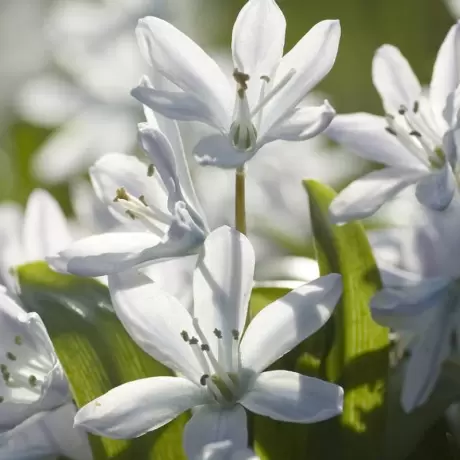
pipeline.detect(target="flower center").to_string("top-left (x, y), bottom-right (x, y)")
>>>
top-left (113, 187), bottom-right (172, 237)
top-left (230, 68), bottom-right (296, 152)
top-left (385, 103), bottom-right (446, 170)
top-left (0, 334), bottom-right (52, 404)
top-left (181, 319), bottom-right (242, 405)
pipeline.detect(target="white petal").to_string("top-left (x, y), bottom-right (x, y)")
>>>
top-left (137, 76), bottom-right (205, 216)
top-left (194, 134), bottom-right (254, 169)
top-left (47, 232), bottom-right (163, 277)
top-left (132, 86), bottom-right (225, 130)
top-left (109, 269), bottom-right (202, 382)
top-left (193, 226), bottom-right (255, 370)
top-left (401, 312), bottom-right (451, 412)
top-left (430, 22), bottom-right (460, 125)
top-left (90, 152), bottom-right (170, 230)
top-left (140, 255), bottom-right (197, 311)
top-left (372, 45), bottom-right (422, 114)
top-left (136, 17), bottom-right (232, 130)
top-left (371, 279), bottom-right (450, 330)
top-left (23, 189), bottom-right (72, 261)
top-left (198, 441), bottom-right (258, 460)
top-left (0, 403), bottom-right (92, 460)
top-left (232, 0), bottom-right (286, 78)
top-left (262, 100), bottom-right (335, 143)
top-left (138, 123), bottom-right (181, 202)
top-left (415, 163), bottom-right (456, 211)
top-left (183, 405), bottom-right (247, 460)
top-left (240, 274), bottom-right (342, 373)
top-left (75, 377), bottom-right (205, 439)
top-left (241, 370), bottom-right (343, 422)
top-left (262, 20), bottom-right (340, 135)
top-left (326, 113), bottom-right (424, 169)
top-left (329, 167), bottom-right (427, 224)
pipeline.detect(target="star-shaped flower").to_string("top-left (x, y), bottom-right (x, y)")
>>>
top-left (131, 0), bottom-right (340, 169)
top-left (75, 226), bottom-right (343, 458)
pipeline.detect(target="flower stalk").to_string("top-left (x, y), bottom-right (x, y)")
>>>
top-left (235, 166), bottom-right (247, 235)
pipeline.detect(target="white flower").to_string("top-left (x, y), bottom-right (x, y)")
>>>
top-left (370, 205), bottom-right (460, 412)
top-left (48, 118), bottom-right (208, 277)
top-left (327, 23), bottom-right (460, 223)
top-left (0, 189), bottom-right (72, 293)
top-left (0, 286), bottom-right (91, 460)
top-left (74, 226), bottom-right (343, 458)
top-left (131, 0), bottom-right (340, 169)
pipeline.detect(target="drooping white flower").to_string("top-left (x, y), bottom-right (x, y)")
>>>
top-left (326, 23), bottom-right (460, 223)
top-left (0, 189), bottom-right (73, 293)
top-left (48, 116), bottom-right (208, 277)
top-left (0, 286), bottom-right (91, 460)
top-left (370, 204), bottom-right (460, 412)
top-left (74, 226), bottom-right (343, 458)
top-left (131, 0), bottom-right (340, 169)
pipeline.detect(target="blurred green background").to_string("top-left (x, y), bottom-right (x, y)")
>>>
top-left (0, 0), bottom-right (454, 210)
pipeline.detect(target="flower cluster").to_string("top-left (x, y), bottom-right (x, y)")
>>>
top-left (3, 0), bottom-right (460, 459)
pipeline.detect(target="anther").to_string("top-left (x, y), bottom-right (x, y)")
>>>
top-left (233, 69), bottom-right (250, 91)
top-left (413, 101), bottom-right (419, 113)
top-left (385, 127), bottom-right (397, 136)
top-left (231, 329), bottom-right (240, 341)
top-left (213, 328), bottom-right (223, 339)
top-left (147, 164), bottom-right (155, 177)
top-left (0, 364), bottom-right (7, 372)
top-left (6, 352), bottom-right (16, 361)
top-left (260, 75), bottom-right (270, 83)
top-left (201, 344), bottom-right (210, 352)
top-left (0, 397), bottom-right (4, 403)
top-left (200, 374), bottom-right (209, 386)
top-left (113, 187), bottom-right (129, 202)
top-left (398, 105), bottom-right (408, 115)
top-left (189, 337), bottom-right (199, 346)
top-left (125, 210), bottom-right (136, 220)
top-left (2, 371), bottom-right (10, 383)
top-left (180, 331), bottom-right (190, 342)
top-left (14, 336), bottom-right (22, 346)
top-left (138, 195), bottom-right (148, 207)
top-left (28, 375), bottom-right (37, 388)
top-left (409, 130), bottom-right (422, 138)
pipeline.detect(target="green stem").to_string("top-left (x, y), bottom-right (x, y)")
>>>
top-left (235, 166), bottom-right (247, 235)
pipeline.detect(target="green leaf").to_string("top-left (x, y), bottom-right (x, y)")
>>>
top-left (304, 180), bottom-right (389, 459)
top-left (17, 262), bottom-right (188, 460)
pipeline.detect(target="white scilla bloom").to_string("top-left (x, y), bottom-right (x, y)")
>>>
top-left (327, 23), bottom-right (460, 223)
top-left (74, 226), bottom-right (343, 458)
top-left (0, 288), bottom-right (91, 460)
top-left (48, 117), bottom-right (208, 277)
top-left (132, 0), bottom-right (340, 169)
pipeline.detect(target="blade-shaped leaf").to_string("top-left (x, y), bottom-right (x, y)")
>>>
top-left (304, 180), bottom-right (389, 459)
top-left (17, 262), bottom-right (188, 460)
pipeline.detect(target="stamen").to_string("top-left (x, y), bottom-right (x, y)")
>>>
top-left (138, 195), bottom-right (148, 207)
top-left (251, 68), bottom-right (296, 117)
top-left (188, 336), bottom-right (211, 375)
top-left (233, 69), bottom-right (250, 91)
top-left (192, 318), bottom-right (237, 394)
top-left (113, 187), bottom-right (129, 202)
top-left (180, 330), bottom-right (190, 342)
top-left (231, 330), bottom-right (240, 373)
top-left (385, 127), bottom-right (397, 136)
